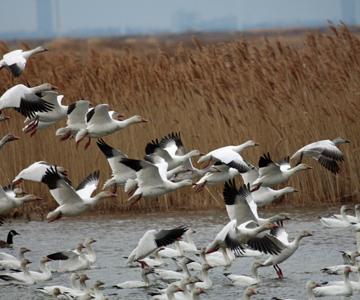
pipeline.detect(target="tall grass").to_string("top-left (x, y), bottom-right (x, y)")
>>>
top-left (0, 25), bottom-right (359, 218)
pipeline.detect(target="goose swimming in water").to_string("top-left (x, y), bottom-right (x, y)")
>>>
top-left (291, 137), bottom-right (350, 174)
top-left (0, 258), bottom-right (34, 285)
top-left (0, 229), bottom-right (19, 248)
top-left (0, 46), bottom-right (48, 77)
top-left (0, 246), bottom-right (30, 270)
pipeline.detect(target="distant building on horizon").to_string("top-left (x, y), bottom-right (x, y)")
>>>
top-left (36, 0), bottom-right (55, 38)
top-left (341, 0), bottom-right (357, 25)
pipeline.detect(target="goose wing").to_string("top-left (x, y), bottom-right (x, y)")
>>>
top-left (258, 153), bottom-right (281, 176)
top-left (75, 170), bottom-right (100, 199)
top-left (13, 161), bottom-right (65, 183)
top-left (212, 149), bottom-right (251, 173)
top-left (86, 104), bottom-right (111, 125)
top-left (159, 132), bottom-right (186, 157)
top-left (67, 100), bottom-right (90, 125)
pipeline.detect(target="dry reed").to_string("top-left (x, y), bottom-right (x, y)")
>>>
top-left (0, 25), bottom-right (359, 218)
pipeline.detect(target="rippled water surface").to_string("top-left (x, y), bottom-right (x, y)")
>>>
top-left (0, 208), bottom-right (358, 299)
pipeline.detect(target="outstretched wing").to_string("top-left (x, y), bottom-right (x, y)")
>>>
top-left (76, 170), bottom-right (100, 199)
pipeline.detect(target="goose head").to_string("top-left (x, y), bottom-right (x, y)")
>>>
top-left (95, 190), bottom-right (117, 200)
top-left (79, 274), bottom-right (90, 284)
top-left (40, 256), bottom-right (52, 264)
top-left (293, 163), bottom-right (312, 172)
top-left (94, 280), bottom-right (105, 289)
top-left (244, 287), bottom-right (257, 297)
top-left (306, 280), bottom-right (321, 290)
top-left (19, 247), bottom-right (31, 254)
top-left (1, 134), bottom-right (20, 144)
top-left (20, 258), bottom-right (32, 268)
top-left (85, 238), bottom-right (97, 246)
top-left (300, 230), bottom-right (313, 238)
top-left (9, 230), bottom-right (20, 237)
top-left (33, 83), bottom-right (58, 92)
top-left (332, 137), bottom-right (350, 145)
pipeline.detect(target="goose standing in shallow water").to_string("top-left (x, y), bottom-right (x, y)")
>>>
top-left (0, 229), bottom-right (19, 248)
top-left (251, 153), bottom-right (311, 190)
top-left (291, 137), bottom-right (350, 173)
top-left (0, 83), bottom-right (56, 119)
top-left (0, 46), bottom-right (47, 77)
top-left (75, 103), bottom-right (148, 149)
top-left (41, 167), bottom-right (116, 222)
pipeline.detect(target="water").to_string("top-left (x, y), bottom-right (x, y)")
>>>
top-left (0, 209), bottom-right (357, 299)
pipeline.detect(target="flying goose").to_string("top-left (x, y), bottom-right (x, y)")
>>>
top-left (22, 92), bottom-right (67, 136)
top-left (42, 167), bottom-right (116, 222)
top-left (56, 100), bottom-right (91, 141)
top-left (257, 224), bottom-right (313, 279)
top-left (0, 229), bottom-right (19, 248)
top-left (13, 161), bottom-right (68, 185)
top-left (0, 183), bottom-right (41, 215)
top-left (145, 132), bottom-right (200, 171)
top-left (241, 162), bottom-right (298, 207)
top-left (0, 258), bottom-right (34, 285)
top-left (291, 137), bottom-right (350, 173)
top-left (132, 226), bottom-right (188, 261)
top-left (251, 153), bottom-right (311, 190)
top-left (75, 104), bottom-right (148, 149)
top-left (96, 138), bottom-right (136, 192)
top-left (121, 157), bottom-right (193, 205)
top-left (0, 83), bottom-right (56, 118)
top-left (0, 46), bottom-right (47, 77)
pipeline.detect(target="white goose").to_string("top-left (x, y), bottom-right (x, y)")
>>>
top-left (0, 258), bottom-right (35, 285)
top-left (320, 205), bottom-right (353, 228)
top-left (145, 132), bottom-right (200, 171)
top-left (83, 238), bottom-right (97, 265)
top-left (242, 287), bottom-right (257, 300)
top-left (28, 256), bottom-right (52, 282)
top-left (23, 92), bottom-right (67, 136)
top-left (224, 261), bottom-right (261, 287)
top-left (178, 228), bottom-right (198, 253)
top-left (13, 161), bottom-right (68, 185)
top-left (291, 137), bottom-right (350, 173)
top-left (0, 183), bottom-right (41, 215)
top-left (251, 153), bottom-right (311, 190)
top-left (258, 225), bottom-right (313, 279)
top-left (114, 264), bottom-right (154, 289)
top-left (42, 167), bottom-right (116, 222)
top-left (75, 103), bottom-right (148, 149)
top-left (314, 266), bottom-right (353, 297)
top-left (56, 100), bottom-right (91, 141)
top-left (0, 247), bottom-right (30, 270)
top-left (241, 163), bottom-right (298, 207)
top-left (0, 46), bottom-right (47, 77)
top-left (194, 263), bottom-right (213, 289)
top-left (96, 138), bottom-right (136, 192)
top-left (121, 157), bottom-right (192, 205)
top-left (0, 83), bottom-right (56, 118)
top-left (37, 273), bottom-right (81, 296)
top-left (328, 266), bottom-right (360, 291)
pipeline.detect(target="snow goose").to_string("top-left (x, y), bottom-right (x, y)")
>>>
top-left (132, 226), bottom-right (187, 261)
top-left (0, 246), bottom-right (30, 270)
top-left (0, 258), bottom-right (35, 285)
top-left (257, 225), bottom-right (313, 279)
top-left (47, 244), bottom-right (90, 272)
top-left (198, 140), bottom-right (259, 166)
top-left (56, 100), bottom-right (91, 141)
top-left (319, 205), bottom-right (353, 228)
top-left (223, 261), bottom-right (261, 287)
top-left (28, 256), bottom-right (52, 282)
top-left (340, 250), bottom-right (360, 265)
top-left (158, 241), bottom-right (184, 259)
top-left (75, 104), bottom-right (148, 149)
top-left (52, 288), bottom-right (73, 300)
top-left (0, 133), bottom-right (19, 150)
top-left (314, 266), bottom-right (353, 297)
top-left (328, 266), bottom-right (360, 291)
top-left (199, 247), bottom-right (234, 268)
top-left (150, 283), bottom-right (184, 300)
top-left (145, 132), bottom-right (200, 171)
top-left (0, 83), bottom-right (56, 118)
top-left (251, 153), bottom-right (311, 190)
top-left (0, 46), bottom-right (47, 77)
top-left (242, 287), bottom-right (257, 300)
top-left (0, 183), bottom-right (42, 215)
top-left (193, 262), bottom-right (213, 290)
top-left (241, 163), bottom-right (298, 207)
top-left (178, 228), bottom-right (198, 253)
top-left (37, 273), bottom-right (81, 296)
top-left (13, 161), bottom-right (68, 185)
top-left (90, 280), bottom-right (106, 300)
top-left (332, 204), bottom-right (360, 223)
top-left (121, 157), bottom-right (192, 205)
top-left (114, 263), bottom-right (154, 289)
top-left (154, 257), bottom-right (194, 283)
top-left (0, 229), bottom-right (19, 248)
top-left (291, 137), bottom-right (350, 174)
top-left (96, 138), bottom-right (136, 192)
top-left (83, 238), bottom-right (97, 265)
top-left (321, 260), bottom-right (359, 275)
top-left (42, 167), bottom-right (116, 222)
top-left (141, 247), bottom-right (167, 267)
top-left (22, 92), bottom-right (67, 136)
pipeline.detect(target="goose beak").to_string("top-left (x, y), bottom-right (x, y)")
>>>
top-left (141, 118), bottom-right (149, 123)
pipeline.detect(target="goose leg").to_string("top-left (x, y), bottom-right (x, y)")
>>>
top-left (277, 264), bottom-right (284, 279)
top-left (296, 153), bottom-right (303, 166)
top-left (84, 137), bottom-right (91, 150)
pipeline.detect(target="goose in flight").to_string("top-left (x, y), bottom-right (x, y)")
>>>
top-left (0, 230), bottom-right (20, 248)
top-left (241, 162), bottom-right (298, 207)
top-left (13, 161), bottom-right (68, 185)
top-left (291, 137), bottom-right (350, 173)
top-left (0, 46), bottom-right (47, 77)
top-left (145, 132), bottom-right (200, 171)
top-left (96, 138), bottom-right (136, 192)
top-left (22, 92), bottom-right (67, 136)
top-left (0, 83), bottom-right (56, 119)
top-left (121, 157), bottom-right (193, 205)
top-left (131, 226), bottom-right (187, 261)
top-left (75, 104), bottom-right (148, 149)
top-left (56, 100), bottom-right (91, 141)
top-left (42, 167), bottom-right (116, 222)
top-left (0, 183), bottom-right (42, 215)
top-left (251, 153), bottom-right (311, 190)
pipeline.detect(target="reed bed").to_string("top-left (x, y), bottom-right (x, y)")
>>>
top-left (0, 25), bottom-right (359, 218)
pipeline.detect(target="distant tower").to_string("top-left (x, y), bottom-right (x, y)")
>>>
top-left (36, 0), bottom-right (54, 38)
top-left (341, 0), bottom-right (357, 25)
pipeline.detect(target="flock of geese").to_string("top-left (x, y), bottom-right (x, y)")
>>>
top-left (0, 45), bottom-right (357, 299)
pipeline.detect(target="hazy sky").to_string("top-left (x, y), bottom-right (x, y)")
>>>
top-left (0, 0), bottom-right (358, 36)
